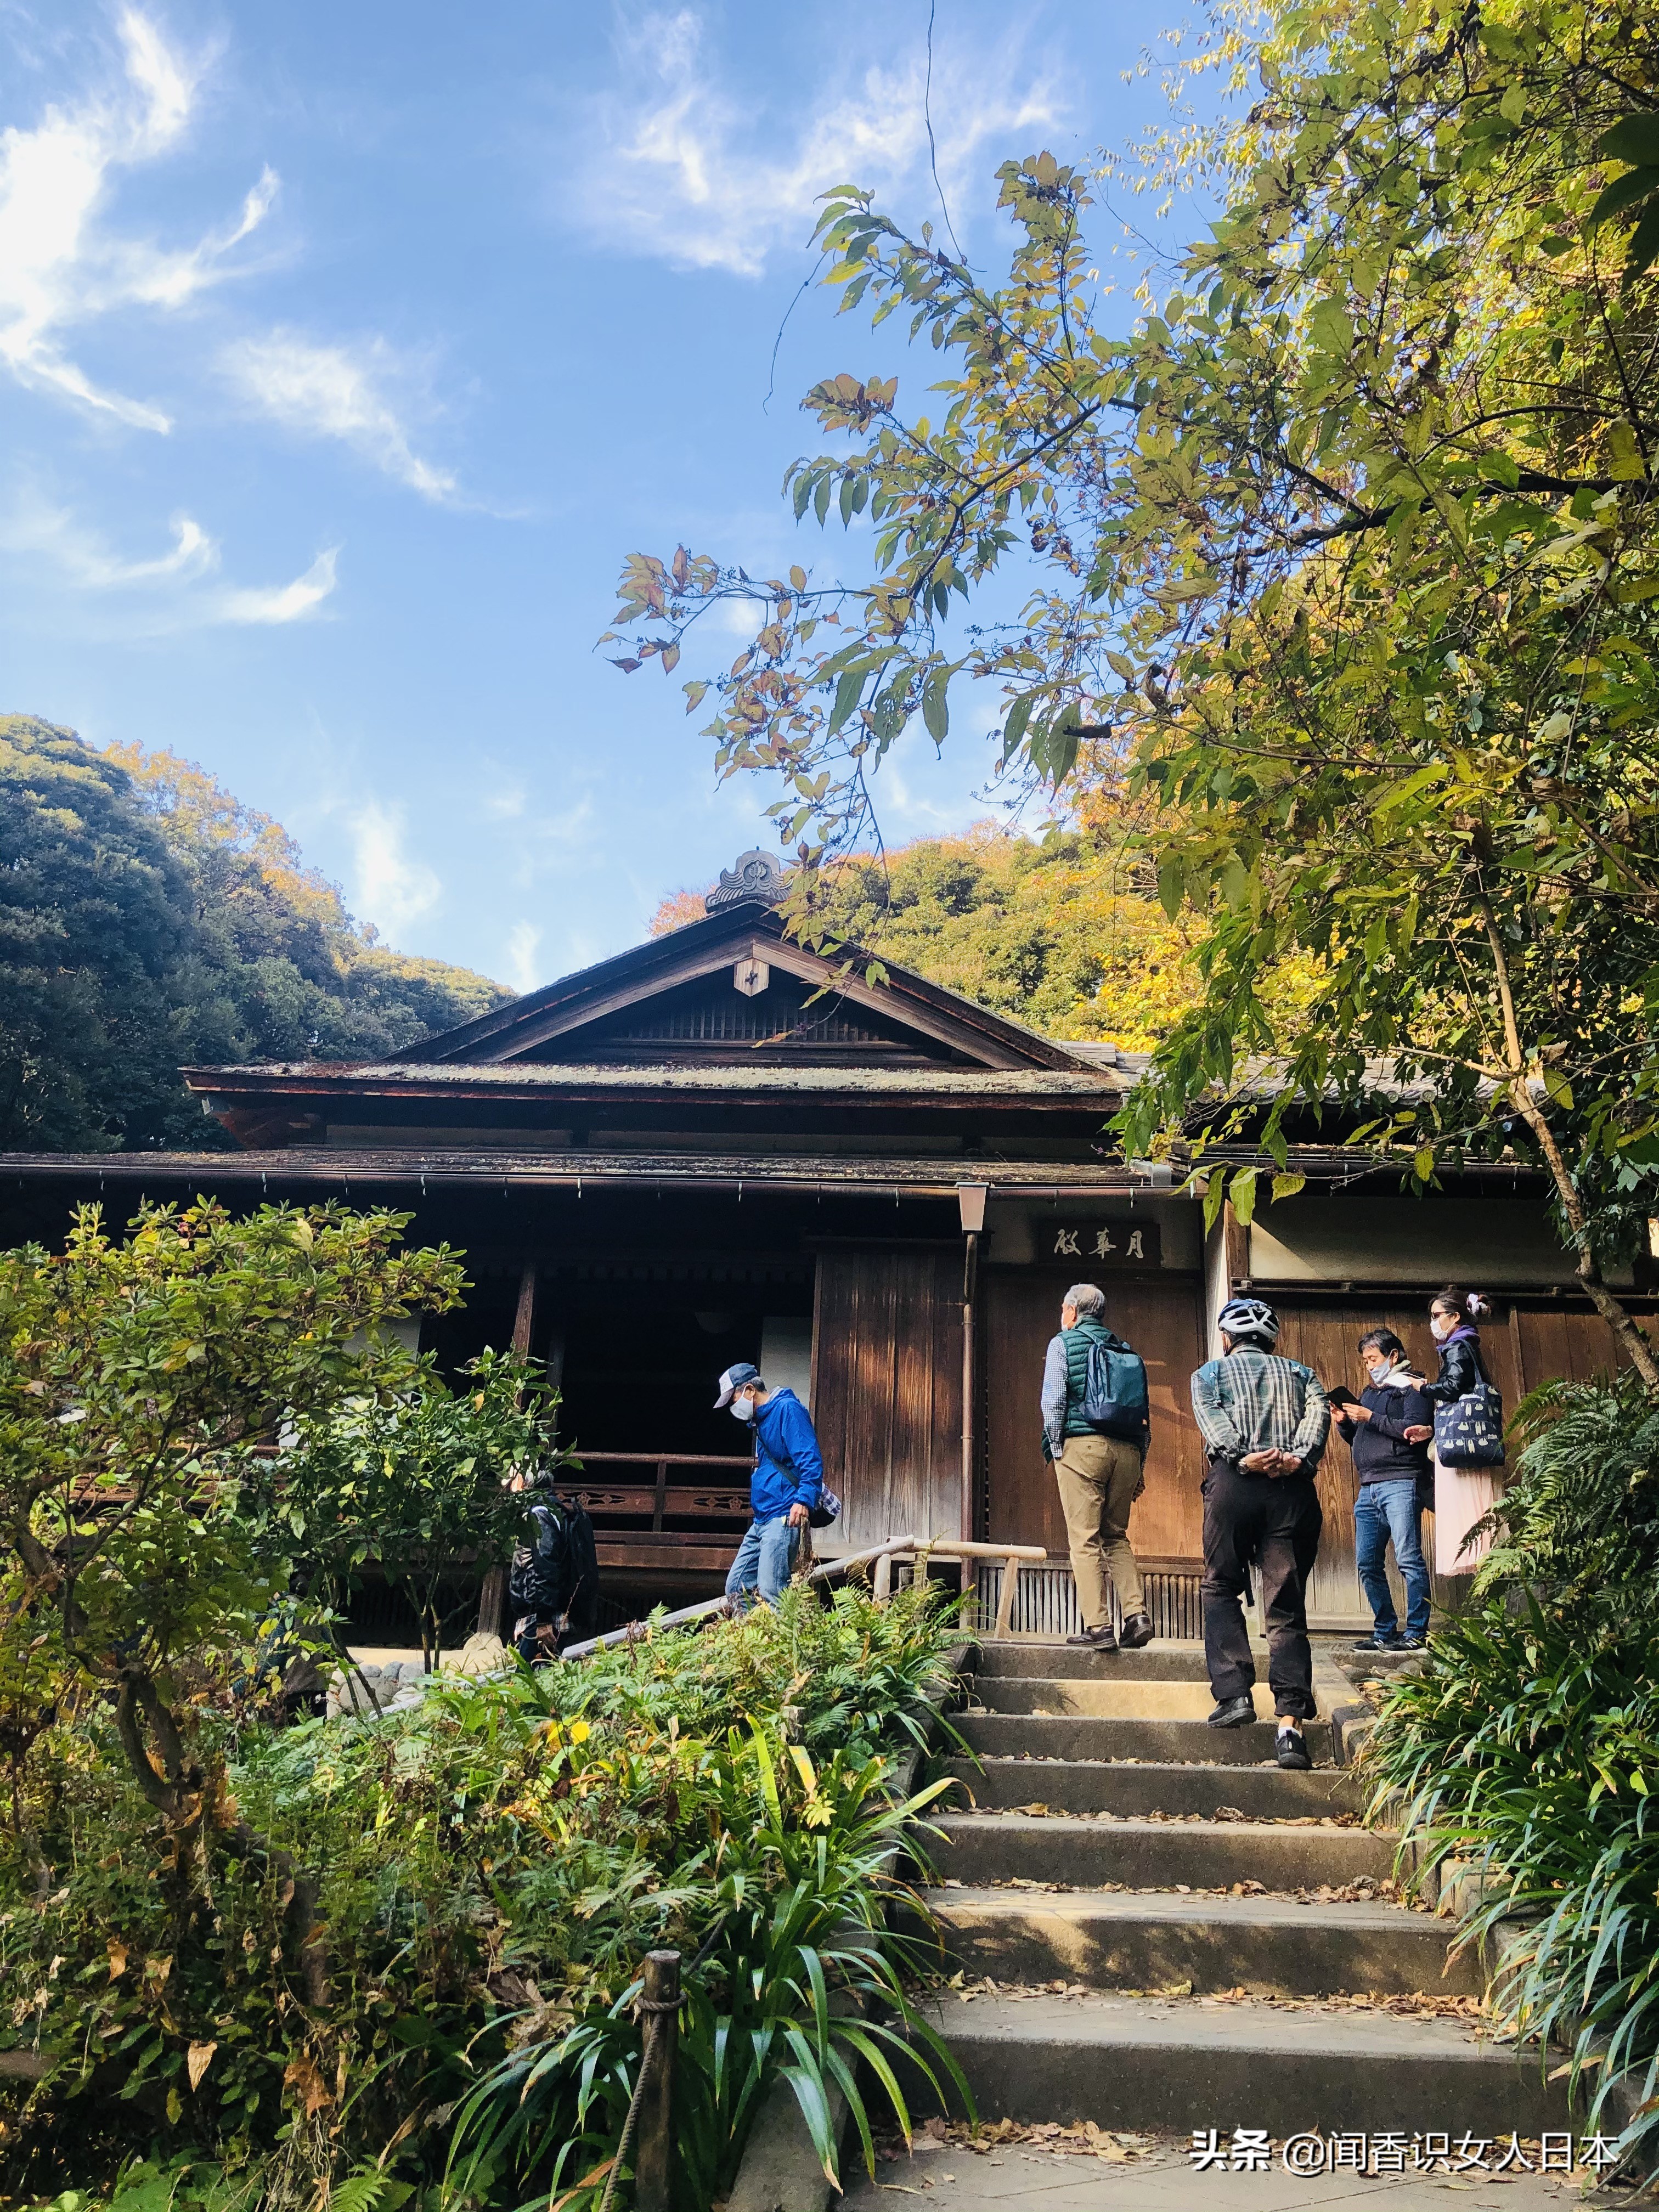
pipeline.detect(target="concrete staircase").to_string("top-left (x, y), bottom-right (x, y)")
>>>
top-left (912, 1639), bottom-right (1565, 2140)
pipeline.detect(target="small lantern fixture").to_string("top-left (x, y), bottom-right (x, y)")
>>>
top-left (957, 1181), bottom-right (990, 1235)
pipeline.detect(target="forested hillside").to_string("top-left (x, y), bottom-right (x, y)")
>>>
top-left (0, 715), bottom-right (508, 1152)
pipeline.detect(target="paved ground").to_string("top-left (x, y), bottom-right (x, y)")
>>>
top-left (838, 2138), bottom-right (1607, 2211)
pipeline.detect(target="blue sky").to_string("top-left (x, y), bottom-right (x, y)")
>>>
top-left (0, 2), bottom-right (1209, 992)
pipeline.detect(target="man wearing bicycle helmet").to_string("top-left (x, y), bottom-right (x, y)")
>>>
top-left (1190, 1298), bottom-right (1331, 1769)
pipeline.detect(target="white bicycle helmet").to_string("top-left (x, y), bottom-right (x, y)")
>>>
top-left (1218, 1296), bottom-right (1280, 1344)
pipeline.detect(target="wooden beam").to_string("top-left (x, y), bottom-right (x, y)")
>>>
top-left (1223, 1200), bottom-right (1249, 1290)
top-left (511, 1263), bottom-right (539, 1356)
top-left (477, 1262), bottom-right (539, 1641)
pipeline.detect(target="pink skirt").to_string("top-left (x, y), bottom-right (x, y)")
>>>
top-left (1433, 1452), bottom-right (1506, 1577)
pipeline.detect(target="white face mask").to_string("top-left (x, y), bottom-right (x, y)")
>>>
top-left (730, 1397), bottom-right (756, 1423)
top-left (1365, 1359), bottom-right (1392, 1385)
top-left (1430, 1313), bottom-right (1454, 1340)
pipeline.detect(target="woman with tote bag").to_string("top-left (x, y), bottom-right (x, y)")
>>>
top-left (1419, 1285), bottom-right (1506, 1575)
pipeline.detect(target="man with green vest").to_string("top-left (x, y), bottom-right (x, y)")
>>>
top-left (1041, 1282), bottom-right (1155, 1653)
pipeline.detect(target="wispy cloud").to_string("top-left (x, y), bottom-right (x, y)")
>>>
top-left (571, 9), bottom-right (1060, 276)
top-left (0, 8), bottom-right (276, 428)
top-left (218, 547), bottom-right (338, 625)
top-left (504, 921), bottom-right (543, 995)
top-left (219, 330), bottom-right (457, 500)
top-left (0, 493), bottom-right (337, 629)
top-left (349, 800), bottom-right (442, 934)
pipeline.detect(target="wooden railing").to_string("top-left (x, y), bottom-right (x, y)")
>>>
top-left (559, 1534), bottom-right (1048, 1660)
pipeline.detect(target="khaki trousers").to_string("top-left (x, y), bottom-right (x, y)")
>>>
top-left (1053, 1434), bottom-right (1146, 1629)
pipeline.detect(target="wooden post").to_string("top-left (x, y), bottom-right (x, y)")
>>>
top-left (960, 1230), bottom-right (979, 1542)
top-left (1223, 1200), bottom-right (1249, 1292)
top-left (478, 1261), bottom-right (539, 1641)
top-left (634, 1949), bottom-right (680, 2212)
top-left (511, 1263), bottom-right (539, 1359)
top-left (993, 1550), bottom-right (1021, 1639)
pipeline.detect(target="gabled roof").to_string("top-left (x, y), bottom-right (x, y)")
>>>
top-left (383, 898), bottom-right (1093, 1074)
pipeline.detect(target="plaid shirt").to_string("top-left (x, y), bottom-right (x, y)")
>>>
top-left (1190, 1346), bottom-right (1330, 1469)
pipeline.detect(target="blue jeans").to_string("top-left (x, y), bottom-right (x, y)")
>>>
top-left (725, 1514), bottom-right (801, 1606)
top-left (1354, 1479), bottom-right (1430, 1639)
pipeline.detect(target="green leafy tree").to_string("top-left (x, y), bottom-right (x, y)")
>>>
top-left (255, 1348), bottom-right (565, 1673)
top-left (0, 717), bottom-right (198, 1150)
top-left (604, 0), bottom-right (1659, 1384)
top-left (0, 1197), bottom-right (464, 1844)
top-left (0, 716), bottom-right (510, 1150)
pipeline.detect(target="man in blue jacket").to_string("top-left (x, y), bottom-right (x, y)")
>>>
top-left (715, 1361), bottom-right (824, 1606)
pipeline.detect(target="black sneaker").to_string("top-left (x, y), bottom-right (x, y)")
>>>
top-left (1393, 1634), bottom-right (1428, 1652)
top-left (1066, 1624), bottom-right (1119, 1652)
top-left (1206, 1693), bottom-right (1256, 1729)
top-left (1119, 1612), bottom-right (1155, 1650)
top-left (1276, 1729), bottom-right (1312, 1771)
top-left (1353, 1631), bottom-right (1403, 1652)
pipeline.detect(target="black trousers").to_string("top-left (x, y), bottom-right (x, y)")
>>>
top-left (1200, 1460), bottom-right (1323, 1719)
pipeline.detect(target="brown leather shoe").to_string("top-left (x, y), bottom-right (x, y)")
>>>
top-left (1066, 1623), bottom-right (1119, 1652)
top-left (1119, 1611), bottom-right (1155, 1649)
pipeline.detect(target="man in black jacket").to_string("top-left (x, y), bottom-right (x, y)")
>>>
top-left (508, 1469), bottom-right (599, 1661)
top-left (1330, 1329), bottom-right (1435, 1653)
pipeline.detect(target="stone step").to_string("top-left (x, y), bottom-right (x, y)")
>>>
top-left (970, 1678), bottom-right (1282, 1720)
top-left (917, 1886), bottom-right (1480, 1996)
top-left (908, 1993), bottom-right (1566, 2138)
top-left (942, 1756), bottom-right (1364, 1820)
top-left (970, 1640), bottom-right (1216, 1681)
top-left (956, 1712), bottom-right (1335, 1766)
top-left (929, 1812), bottom-right (1395, 1891)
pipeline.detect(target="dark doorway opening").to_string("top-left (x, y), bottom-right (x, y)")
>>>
top-left (544, 1271), bottom-right (814, 1460)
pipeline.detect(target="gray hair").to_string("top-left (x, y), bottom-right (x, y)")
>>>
top-left (1064, 1283), bottom-right (1106, 1318)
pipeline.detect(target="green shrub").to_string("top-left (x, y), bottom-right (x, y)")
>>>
top-left (1367, 1374), bottom-right (1659, 2172)
top-left (1, 1582), bottom-right (963, 2208)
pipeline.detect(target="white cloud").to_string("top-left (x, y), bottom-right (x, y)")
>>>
top-left (0, 493), bottom-right (337, 629)
top-left (218, 546), bottom-right (338, 625)
top-left (0, 9), bottom-right (276, 427)
top-left (219, 330), bottom-right (456, 500)
top-left (572, 10), bottom-right (1061, 276)
top-left (504, 921), bottom-right (543, 996)
top-left (350, 800), bottom-right (442, 935)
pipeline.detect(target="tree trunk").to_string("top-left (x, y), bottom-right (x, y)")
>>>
top-left (1480, 899), bottom-right (1659, 1392)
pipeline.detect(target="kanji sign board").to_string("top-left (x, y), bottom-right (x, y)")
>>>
top-left (1041, 1220), bottom-right (1162, 1266)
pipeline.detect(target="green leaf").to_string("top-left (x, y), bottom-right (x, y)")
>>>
top-left (1001, 691), bottom-right (1036, 759)
top-left (828, 668), bottom-right (865, 735)
top-left (1229, 1167), bottom-right (1258, 1228)
top-left (1271, 1171), bottom-right (1306, 1203)
top-left (1599, 116), bottom-right (1659, 169)
top-left (1587, 166), bottom-right (1659, 232)
top-left (922, 667), bottom-right (950, 744)
top-left (1609, 422), bottom-right (1649, 482)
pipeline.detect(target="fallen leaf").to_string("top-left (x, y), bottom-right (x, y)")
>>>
top-left (106, 1940), bottom-right (127, 1980)
top-left (187, 2040), bottom-right (217, 2091)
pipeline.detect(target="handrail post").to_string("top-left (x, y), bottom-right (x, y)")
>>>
top-left (634, 1948), bottom-right (680, 2212)
top-left (994, 1549), bottom-right (1021, 1638)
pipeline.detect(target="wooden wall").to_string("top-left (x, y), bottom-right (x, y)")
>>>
top-left (982, 1267), bottom-right (1207, 1566)
top-left (811, 1245), bottom-right (964, 1551)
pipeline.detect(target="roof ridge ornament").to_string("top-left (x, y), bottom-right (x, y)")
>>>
top-left (705, 849), bottom-right (787, 912)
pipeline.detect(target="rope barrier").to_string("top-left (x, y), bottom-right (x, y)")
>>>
top-left (596, 1989), bottom-right (681, 2212)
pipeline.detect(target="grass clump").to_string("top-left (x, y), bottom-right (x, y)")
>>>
top-left (1366, 1375), bottom-right (1659, 2173)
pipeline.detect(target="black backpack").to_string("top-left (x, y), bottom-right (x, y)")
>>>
top-left (510, 1493), bottom-right (599, 1642)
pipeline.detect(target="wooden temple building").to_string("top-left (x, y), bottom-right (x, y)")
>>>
top-left (2, 850), bottom-right (1650, 1633)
